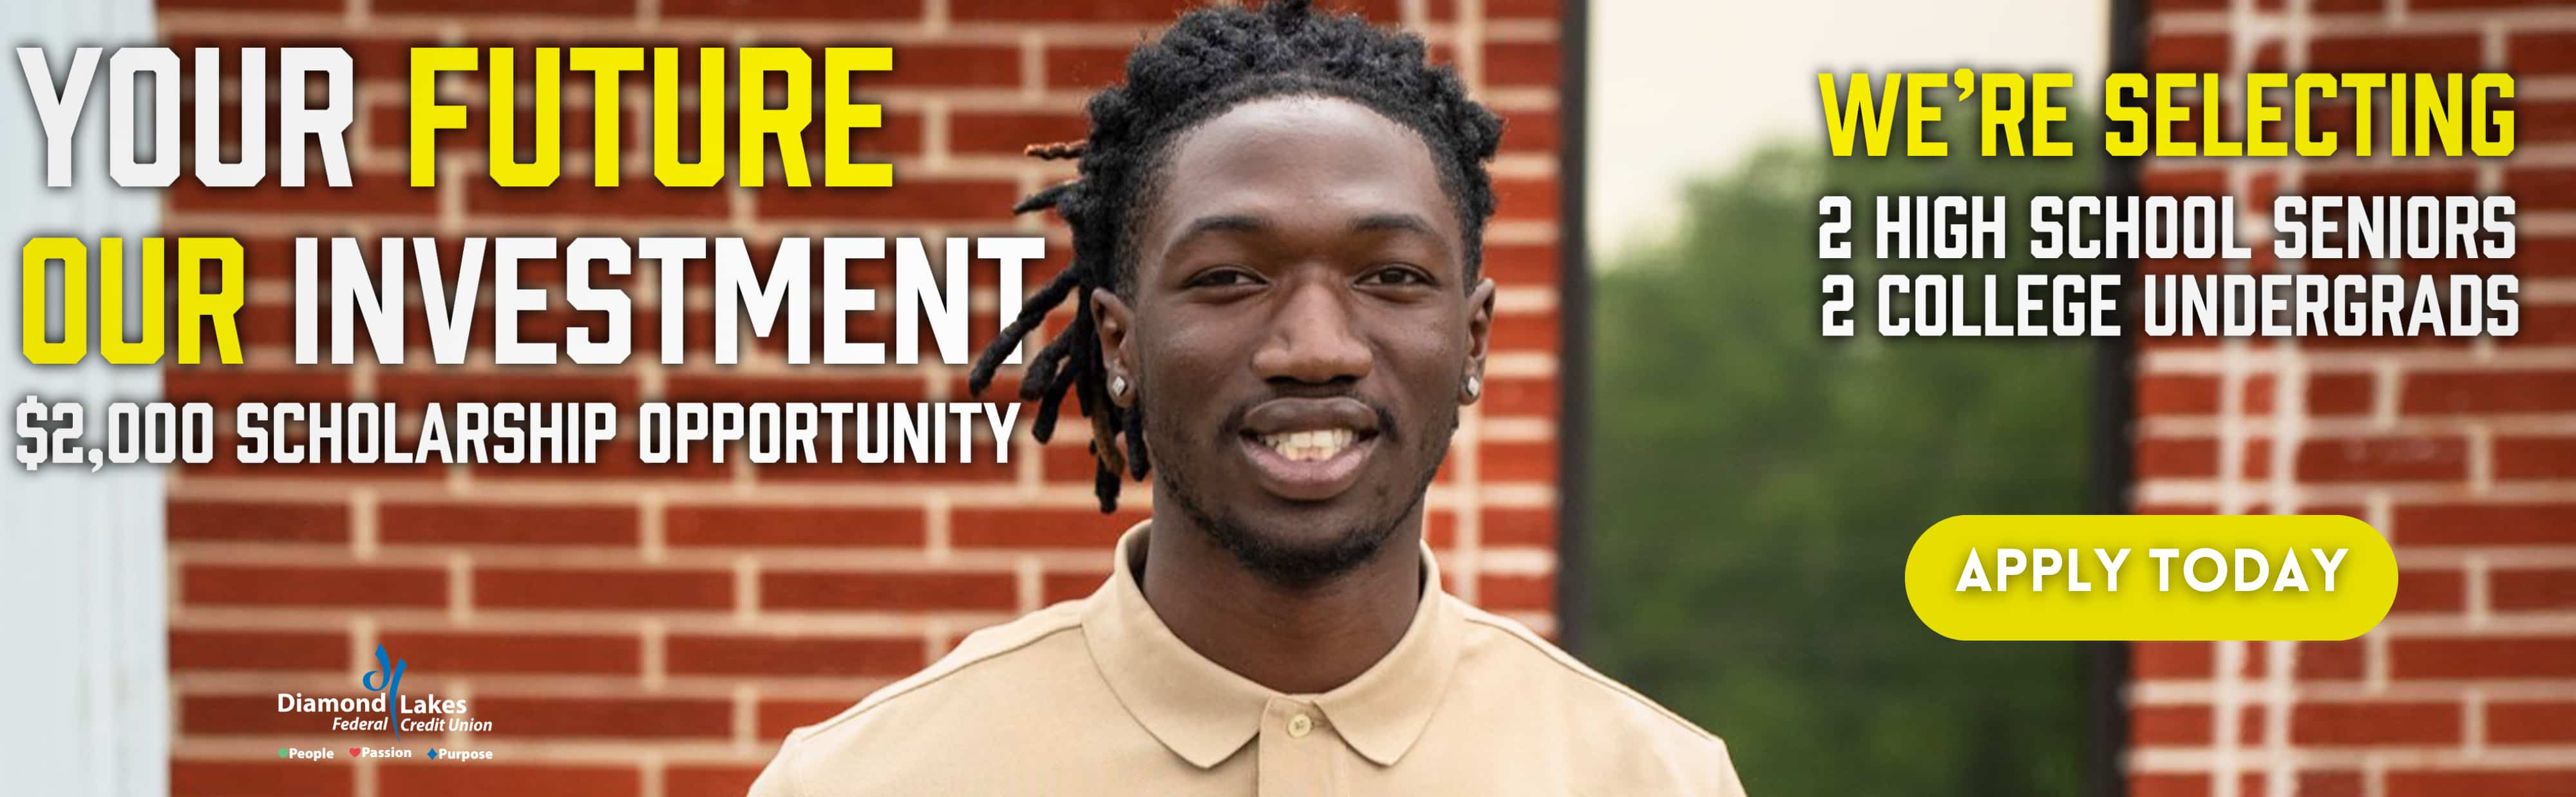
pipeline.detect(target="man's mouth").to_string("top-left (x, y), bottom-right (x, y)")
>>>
top-left (1256, 428), bottom-right (1359, 462)
top-left (1235, 397), bottom-right (1386, 502)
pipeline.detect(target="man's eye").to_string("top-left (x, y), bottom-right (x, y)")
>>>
top-left (1363, 267), bottom-right (1432, 286)
top-left (1188, 268), bottom-right (1260, 288)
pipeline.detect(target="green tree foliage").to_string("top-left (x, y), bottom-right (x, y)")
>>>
top-left (1584, 138), bottom-right (2101, 797)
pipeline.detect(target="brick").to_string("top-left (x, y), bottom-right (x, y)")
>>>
top-left (662, 0), bottom-right (918, 21)
top-left (373, 630), bottom-right (637, 674)
top-left (470, 695), bottom-right (732, 737)
top-left (2300, 169), bottom-right (2479, 198)
top-left (2394, 504), bottom-right (2576, 547)
top-left (2492, 568), bottom-right (2576, 611)
top-left (661, 375), bottom-right (925, 404)
top-left (374, 0), bottom-right (630, 14)
top-left (173, 760), bottom-right (352, 797)
top-left (1481, 438), bottom-right (1555, 483)
top-left (477, 567), bottom-right (734, 610)
top-left (2391, 637), bottom-right (2576, 679)
top-left (1480, 375), bottom-right (1556, 418)
top-left (951, 0), bottom-right (1198, 22)
top-left (2148, 34), bottom-right (2231, 75)
top-left (373, 372), bottom-right (636, 406)
top-left (379, 503), bottom-right (637, 546)
top-left (1432, 0), bottom-right (1549, 19)
top-left (2510, 305), bottom-right (2576, 347)
top-left (665, 634), bottom-right (922, 677)
top-left (2509, 167), bottom-right (2576, 211)
top-left (1489, 308), bottom-right (1558, 353)
top-left (755, 698), bottom-right (860, 739)
top-left (183, 693), bottom-right (341, 734)
top-left (1042, 570), bottom-right (1106, 604)
top-left (182, 563), bottom-right (446, 608)
top-left (664, 505), bottom-right (924, 547)
top-left (2139, 375), bottom-right (2221, 416)
top-left (2488, 700), bottom-right (2576, 743)
top-left (2245, 435), bottom-right (2468, 482)
top-left (2392, 568), bottom-right (2466, 614)
top-left (1497, 107), bottom-right (1558, 154)
top-left (2495, 437), bottom-right (2576, 480)
top-left (2293, 700), bottom-right (2460, 745)
top-left (1484, 41), bottom-right (1560, 89)
top-left (2404, 371), bottom-right (2576, 414)
top-left (467, 179), bottom-right (729, 219)
top-left (879, 44), bottom-right (1021, 89)
top-left (2387, 771), bottom-right (2576, 797)
top-left (1492, 177), bottom-right (1558, 221)
top-left (1477, 573), bottom-right (1551, 611)
top-left (1046, 45), bottom-right (1133, 89)
top-left (2130, 704), bottom-right (2214, 746)
top-left (165, 369), bottom-right (350, 406)
top-left (759, 176), bottom-right (1023, 222)
top-left (667, 764), bottom-right (768, 797)
top-left (761, 570), bottom-right (1017, 611)
top-left (2514, 31), bottom-right (2576, 75)
top-left (949, 110), bottom-right (1092, 158)
top-left (375, 765), bottom-right (639, 797)
top-left (2137, 437), bottom-right (2219, 479)
top-left (1487, 507), bottom-right (1556, 547)
top-left (1477, 242), bottom-right (1557, 286)
top-left (169, 500), bottom-right (350, 543)
top-left (2307, 34), bottom-right (2483, 74)
top-left (169, 629), bottom-right (347, 671)
top-left (952, 507), bottom-right (1148, 548)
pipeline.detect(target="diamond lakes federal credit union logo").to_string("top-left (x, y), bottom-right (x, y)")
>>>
top-left (363, 644), bottom-right (408, 738)
top-left (278, 642), bottom-right (489, 739)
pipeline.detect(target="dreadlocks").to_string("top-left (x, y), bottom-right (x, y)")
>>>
top-left (963, 0), bottom-right (1504, 512)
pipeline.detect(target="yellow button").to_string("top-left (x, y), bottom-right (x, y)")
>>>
top-left (1286, 713), bottom-right (1313, 738)
top-left (1904, 514), bottom-right (2397, 641)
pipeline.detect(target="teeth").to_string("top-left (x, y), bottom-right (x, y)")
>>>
top-left (1259, 429), bottom-right (1357, 462)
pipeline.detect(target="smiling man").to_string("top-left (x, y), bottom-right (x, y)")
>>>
top-left (748, 2), bottom-right (1745, 794)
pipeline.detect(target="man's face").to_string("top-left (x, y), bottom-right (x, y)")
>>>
top-left (1094, 95), bottom-right (1496, 583)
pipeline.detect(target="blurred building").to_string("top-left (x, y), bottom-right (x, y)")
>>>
top-left (2123, 1), bottom-right (2576, 794)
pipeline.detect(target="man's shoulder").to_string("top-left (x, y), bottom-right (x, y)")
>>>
top-left (752, 599), bottom-right (1097, 795)
top-left (1447, 596), bottom-right (1733, 760)
top-left (797, 599), bottom-right (1088, 741)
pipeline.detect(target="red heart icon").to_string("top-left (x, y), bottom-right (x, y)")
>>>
top-left (348, 747), bottom-right (360, 756)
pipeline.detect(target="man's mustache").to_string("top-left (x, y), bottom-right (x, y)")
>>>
top-left (1218, 392), bottom-right (1401, 443)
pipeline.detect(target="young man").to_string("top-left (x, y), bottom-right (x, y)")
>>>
top-left (750, 2), bottom-right (1745, 793)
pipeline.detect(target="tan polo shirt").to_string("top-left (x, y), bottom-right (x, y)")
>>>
top-left (749, 521), bottom-right (1748, 796)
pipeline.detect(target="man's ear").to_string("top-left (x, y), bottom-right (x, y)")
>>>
top-left (1462, 277), bottom-right (1495, 404)
top-left (1092, 289), bottom-right (1139, 408)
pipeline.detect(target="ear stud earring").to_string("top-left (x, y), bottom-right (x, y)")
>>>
top-left (1463, 375), bottom-right (1482, 400)
top-left (1109, 375), bottom-right (1130, 398)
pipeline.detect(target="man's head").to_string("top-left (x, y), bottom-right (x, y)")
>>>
top-left (966, 0), bottom-right (1502, 585)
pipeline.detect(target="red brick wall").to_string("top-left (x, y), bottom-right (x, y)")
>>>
top-left (154, 1), bottom-right (1568, 794)
top-left (2130, 2), bottom-right (2576, 796)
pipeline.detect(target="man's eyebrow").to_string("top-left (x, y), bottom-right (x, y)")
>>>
top-left (1351, 212), bottom-right (1439, 237)
top-left (1172, 213), bottom-right (1267, 243)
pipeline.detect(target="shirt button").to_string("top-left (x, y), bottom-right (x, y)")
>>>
top-left (1286, 713), bottom-right (1314, 738)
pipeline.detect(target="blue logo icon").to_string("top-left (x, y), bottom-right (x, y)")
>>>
top-left (361, 644), bottom-right (407, 738)
top-left (429, 749), bottom-right (440, 759)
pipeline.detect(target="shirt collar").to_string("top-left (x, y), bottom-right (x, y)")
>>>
top-left (1081, 520), bottom-right (1464, 769)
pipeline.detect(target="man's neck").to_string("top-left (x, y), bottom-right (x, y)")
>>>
top-left (1135, 508), bottom-right (1425, 696)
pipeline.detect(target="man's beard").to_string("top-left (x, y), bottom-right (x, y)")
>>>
top-left (1150, 399), bottom-right (1455, 588)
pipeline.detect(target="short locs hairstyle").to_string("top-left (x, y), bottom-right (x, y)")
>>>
top-left (964, 0), bottom-right (1504, 512)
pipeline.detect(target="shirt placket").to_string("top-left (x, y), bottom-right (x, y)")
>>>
top-left (1256, 696), bottom-right (1339, 796)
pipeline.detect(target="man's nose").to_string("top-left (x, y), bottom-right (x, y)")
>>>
top-left (1252, 280), bottom-right (1374, 385)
